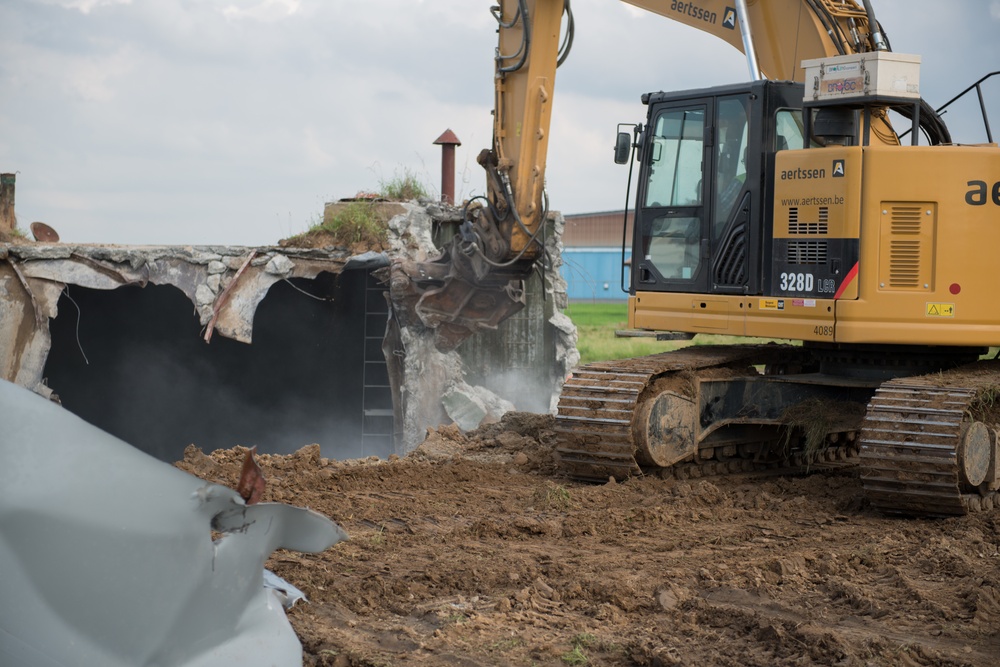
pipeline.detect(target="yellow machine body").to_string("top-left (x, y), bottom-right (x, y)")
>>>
top-left (630, 143), bottom-right (1000, 348)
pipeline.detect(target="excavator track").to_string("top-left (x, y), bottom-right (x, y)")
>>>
top-left (556, 348), bottom-right (1000, 518)
top-left (664, 441), bottom-right (859, 481)
top-left (859, 362), bottom-right (1000, 517)
top-left (554, 345), bottom-right (793, 481)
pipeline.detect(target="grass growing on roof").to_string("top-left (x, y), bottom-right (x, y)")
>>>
top-left (327, 200), bottom-right (388, 246)
top-left (284, 200), bottom-right (388, 248)
top-left (379, 167), bottom-right (429, 202)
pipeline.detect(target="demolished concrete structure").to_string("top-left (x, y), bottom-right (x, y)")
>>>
top-left (382, 203), bottom-right (579, 448)
top-left (0, 202), bottom-right (578, 461)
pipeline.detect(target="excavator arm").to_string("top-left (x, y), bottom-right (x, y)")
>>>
top-left (626, 0), bottom-right (878, 82)
top-left (390, 0), bottom-right (572, 350)
top-left (390, 0), bottom-right (945, 351)
top-left (624, 0), bottom-right (948, 145)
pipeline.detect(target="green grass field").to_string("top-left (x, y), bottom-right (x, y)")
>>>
top-left (563, 302), bottom-right (1000, 365)
top-left (563, 302), bottom-right (782, 365)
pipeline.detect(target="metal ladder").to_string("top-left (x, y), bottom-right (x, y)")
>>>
top-left (361, 271), bottom-right (394, 456)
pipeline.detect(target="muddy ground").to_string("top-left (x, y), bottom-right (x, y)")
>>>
top-left (177, 414), bottom-right (1000, 667)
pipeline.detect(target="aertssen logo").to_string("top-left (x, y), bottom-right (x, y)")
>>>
top-left (669, 1), bottom-right (723, 25)
top-left (780, 160), bottom-right (846, 180)
top-left (781, 167), bottom-right (825, 180)
top-left (722, 8), bottom-right (737, 29)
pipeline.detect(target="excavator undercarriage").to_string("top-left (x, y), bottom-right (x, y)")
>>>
top-left (555, 346), bottom-right (1000, 516)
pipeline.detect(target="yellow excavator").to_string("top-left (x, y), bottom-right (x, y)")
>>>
top-left (391, 0), bottom-right (1000, 517)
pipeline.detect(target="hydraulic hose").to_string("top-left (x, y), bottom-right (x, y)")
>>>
top-left (860, 0), bottom-right (887, 50)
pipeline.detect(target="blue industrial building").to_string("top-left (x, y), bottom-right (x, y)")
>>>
top-left (562, 247), bottom-right (631, 301)
top-left (560, 210), bottom-right (633, 302)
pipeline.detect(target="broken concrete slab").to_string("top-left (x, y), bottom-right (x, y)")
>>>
top-left (0, 378), bottom-right (347, 667)
top-left (0, 243), bottom-right (382, 397)
top-left (442, 381), bottom-right (516, 431)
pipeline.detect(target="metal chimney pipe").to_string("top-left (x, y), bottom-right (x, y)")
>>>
top-left (433, 129), bottom-right (462, 205)
top-left (0, 173), bottom-right (15, 234)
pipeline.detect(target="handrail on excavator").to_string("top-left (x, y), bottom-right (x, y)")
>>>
top-left (900, 71), bottom-right (999, 143)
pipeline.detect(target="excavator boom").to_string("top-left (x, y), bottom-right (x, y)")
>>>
top-left (390, 0), bottom-right (571, 350)
top-left (624, 0), bottom-right (876, 82)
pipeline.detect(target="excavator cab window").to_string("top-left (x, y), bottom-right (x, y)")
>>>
top-left (775, 108), bottom-right (826, 151)
top-left (713, 97), bottom-right (749, 241)
top-left (644, 108), bottom-right (705, 208)
top-left (631, 80), bottom-right (807, 297)
top-left (775, 109), bottom-right (805, 151)
top-left (639, 105), bottom-right (708, 284)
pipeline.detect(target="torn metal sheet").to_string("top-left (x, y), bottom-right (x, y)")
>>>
top-left (263, 570), bottom-right (309, 609)
top-left (0, 378), bottom-right (347, 667)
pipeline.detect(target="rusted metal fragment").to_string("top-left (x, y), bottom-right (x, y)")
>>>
top-left (29, 222), bottom-right (59, 242)
top-left (237, 446), bottom-right (266, 505)
top-left (0, 262), bottom-right (63, 397)
top-left (204, 250), bottom-right (257, 343)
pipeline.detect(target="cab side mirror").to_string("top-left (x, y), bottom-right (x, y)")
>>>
top-left (614, 132), bottom-right (631, 165)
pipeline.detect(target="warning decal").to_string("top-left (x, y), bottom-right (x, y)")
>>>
top-left (925, 303), bottom-right (955, 317)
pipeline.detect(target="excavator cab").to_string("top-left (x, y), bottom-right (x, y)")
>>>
top-left (629, 80), bottom-right (806, 298)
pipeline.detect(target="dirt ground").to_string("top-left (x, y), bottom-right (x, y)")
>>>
top-left (177, 413), bottom-right (1000, 667)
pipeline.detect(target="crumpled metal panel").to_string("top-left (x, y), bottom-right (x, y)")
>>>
top-left (0, 379), bottom-right (348, 667)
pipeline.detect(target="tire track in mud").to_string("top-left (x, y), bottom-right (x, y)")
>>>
top-left (176, 424), bottom-right (1000, 667)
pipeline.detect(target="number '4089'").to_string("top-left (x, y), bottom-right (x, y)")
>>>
top-left (779, 272), bottom-right (813, 292)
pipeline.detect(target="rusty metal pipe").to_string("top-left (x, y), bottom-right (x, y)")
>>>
top-left (433, 129), bottom-right (461, 205)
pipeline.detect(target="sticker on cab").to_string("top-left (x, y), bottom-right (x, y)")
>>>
top-left (925, 302), bottom-right (955, 317)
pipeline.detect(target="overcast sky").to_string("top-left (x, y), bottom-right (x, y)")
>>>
top-left (1, 0), bottom-right (998, 246)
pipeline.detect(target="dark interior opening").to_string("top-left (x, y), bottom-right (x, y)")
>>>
top-left (44, 269), bottom-right (392, 463)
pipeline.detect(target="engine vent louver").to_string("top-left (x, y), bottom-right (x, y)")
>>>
top-left (786, 240), bottom-right (828, 264)
top-left (880, 203), bottom-right (935, 290)
top-left (787, 206), bottom-right (829, 235)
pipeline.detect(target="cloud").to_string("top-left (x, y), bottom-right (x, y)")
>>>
top-left (992, 2), bottom-right (1000, 20)
top-left (39, 0), bottom-right (131, 14)
top-left (70, 48), bottom-right (138, 102)
top-left (0, 0), bottom-right (993, 246)
top-left (222, 0), bottom-right (300, 22)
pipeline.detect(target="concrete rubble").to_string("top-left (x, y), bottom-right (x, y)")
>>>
top-left (381, 202), bottom-right (579, 449)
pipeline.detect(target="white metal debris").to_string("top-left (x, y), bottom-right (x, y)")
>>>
top-left (0, 378), bottom-right (347, 667)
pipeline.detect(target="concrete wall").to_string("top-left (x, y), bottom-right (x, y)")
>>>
top-left (1, 202), bottom-right (580, 461)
